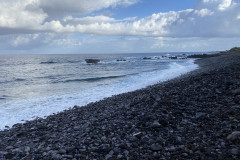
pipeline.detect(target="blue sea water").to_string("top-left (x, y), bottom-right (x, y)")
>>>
top-left (0, 53), bottom-right (198, 130)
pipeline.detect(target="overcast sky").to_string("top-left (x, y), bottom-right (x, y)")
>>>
top-left (0, 0), bottom-right (239, 54)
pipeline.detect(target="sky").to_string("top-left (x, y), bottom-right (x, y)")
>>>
top-left (0, 0), bottom-right (240, 54)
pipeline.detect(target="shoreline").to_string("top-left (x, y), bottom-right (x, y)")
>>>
top-left (0, 51), bottom-right (240, 159)
top-left (0, 58), bottom-right (197, 130)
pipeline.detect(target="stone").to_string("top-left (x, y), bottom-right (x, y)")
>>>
top-left (117, 154), bottom-right (124, 159)
top-left (159, 119), bottom-right (168, 127)
top-left (12, 148), bottom-right (23, 154)
top-left (133, 132), bottom-right (142, 139)
top-left (24, 146), bottom-right (31, 153)
top-left (63, 155), bottom-right (73, 158)
top-left (5, 146), bottom-right (14, 150)
top-left (167, 146), bottom-right (176, 152)
top-left (105, 154), bottom-right (112, 160)
top-left (152, 120), bottom-right (161, 128)
top-left (52, 153), bottom-right (62, 159)
top-left (231, 148), bottom-right (239, 155)
top-left (58, 149), bottom-right (66, 154)
top-left (150, 144), bottom-right (162, 151)
top-left (232, 88), bottom-right (240, 95)
top-left (195, 112), bottom-right (207, 119)
top-left (227, 131), bottom-right (240, 141)
top-left (176, 136), bottom-right (182, 143)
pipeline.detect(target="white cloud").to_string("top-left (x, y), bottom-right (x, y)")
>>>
top-left (38, 0), bottom-right (140, 16)
top-left (0, 0), bottom-right (240, 51)
top-left (0, 0), bottom-right (47, 29)
top-left (218, 0), bottom-right (232, 10)
top-left (12, 36), bottom-right (30, 47)
top-left (194, 8), bottom-right (214, 17)
top-left (63, 16), bottom-right (115, 25)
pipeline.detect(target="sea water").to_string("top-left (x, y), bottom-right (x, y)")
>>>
top-left (0, 53), bottom-right (198, 130)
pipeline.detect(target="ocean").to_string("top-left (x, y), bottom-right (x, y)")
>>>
top-left (0, 53), bottom-right (198, 130)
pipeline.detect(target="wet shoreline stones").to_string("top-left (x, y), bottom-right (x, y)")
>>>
top-left (0, 52), bottom-right (240, 159)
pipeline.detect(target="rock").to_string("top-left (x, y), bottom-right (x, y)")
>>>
top-left (176, 136), bottom-right (182, 143)
top-left (52, 153), bottom-right (62, 159)
top-left (66, 146), bottom-right (75, 153)
top-left (169, 56), bottom-right (177, 59)
top-left (58, 149), bottom-right (66, 154)
top-left (117, 59), bottom-right (126, 62)
top-left (105, 154), bottom-right (112, 160)
top-left (98, 144), bottom-right (111, 153)
top-left (24, 146), bottom-right (31, 153)
top-left (150, 144), bottom-right (162, 151)
top-left (231, 148), bottom-right (239, 155)
top-left (195, 112), bottom-right (207, 119)
top-left (227, 131), bottom-right (240, 141)
top-left (133, 132), bottom-right (142, 139)
top-left (151, 120), bottom-right (161, 128)
top-left (232, 88), bottom-right (240, 95)
top-left (63, 155), bottom-right (73, 158)
top-left (117, 154), bottom-right (124, 159)
top-left (143, 57), bottom-right (151, 59)
top-left (159, 119), bottom-right (168, 127)
top-left (12, 148), bottom-right (23, 154)
top-left (167, 146), bottom-right (176, 152)
top-left (5, 146), bottom-right (14, 150)
top-left (85, 59), bottom-right (100, 64)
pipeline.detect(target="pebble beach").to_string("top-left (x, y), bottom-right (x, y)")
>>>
top-left (0, 50), bottom-right (240, 159)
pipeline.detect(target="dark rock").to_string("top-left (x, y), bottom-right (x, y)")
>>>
top-left (232, 88), bottom-right (240, 95)
top-left (117, 59), bottom-right (127, 62)
top-left (227, 131), bottom-right (240, 141)
top-left (231, 148), bottom-right (239, 155)
top-left (151, 120), bottom-right (161, 128)
top-left (150, 144), bottom-right (162, 151)
top-left (159, 119), bottom-right (168, 127)
top-left (85, 59), bottom-right (100, 64)
top-left (195, 112), bottom-right (207, 119)
top-left (169, 56), bottom-right (177, 59)
top-left (143, 57), bottom-right (151, 59)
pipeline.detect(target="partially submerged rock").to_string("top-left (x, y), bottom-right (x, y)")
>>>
top-left (116, 59), bottom-right (126, 62)
top-left (85, 59), bottom-right (100, 64)
top-left (143, 57), bottom-right (152, 59)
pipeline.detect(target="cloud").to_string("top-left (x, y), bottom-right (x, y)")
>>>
top-left (0, 0), bottom-right (47, 30)
top-left (38, 0), bottom-right (140, 17)
top-left (0, 0), bottom-right (240, 51)
top-left (194, 8), bottom-right (214, 17)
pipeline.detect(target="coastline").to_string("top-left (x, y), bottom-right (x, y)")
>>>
top-left (0, 51), bottom-right (240, 159)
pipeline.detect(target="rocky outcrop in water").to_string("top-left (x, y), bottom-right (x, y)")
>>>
top-left (116, 59), bottom-right (126, 62)
top-left (85, 59), bottom-right (100, 64)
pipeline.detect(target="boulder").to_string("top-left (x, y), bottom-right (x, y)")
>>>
top-left (116, 59), bottom-right (126, 62)
top-left (85, 59), bottom-right (100, 64)
top-left (143, 57), bottom-right (152, 59)
top-left (169, 56), bottom-right (177, 59)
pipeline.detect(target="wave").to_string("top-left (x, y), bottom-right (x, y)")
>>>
top-left (0, 78), bottom-right (26, 84)
top-left (60, 75), bottom-right (126, 83)
top-left (15, 78), bottom-right (26, 81)
top-left (68, 60), bottom-right (83, 63)
top-left (40, 61), bottom-right (58, 64)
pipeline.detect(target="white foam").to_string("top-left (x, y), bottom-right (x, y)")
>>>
top-left (0, 59), bottom-right (198, 130)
